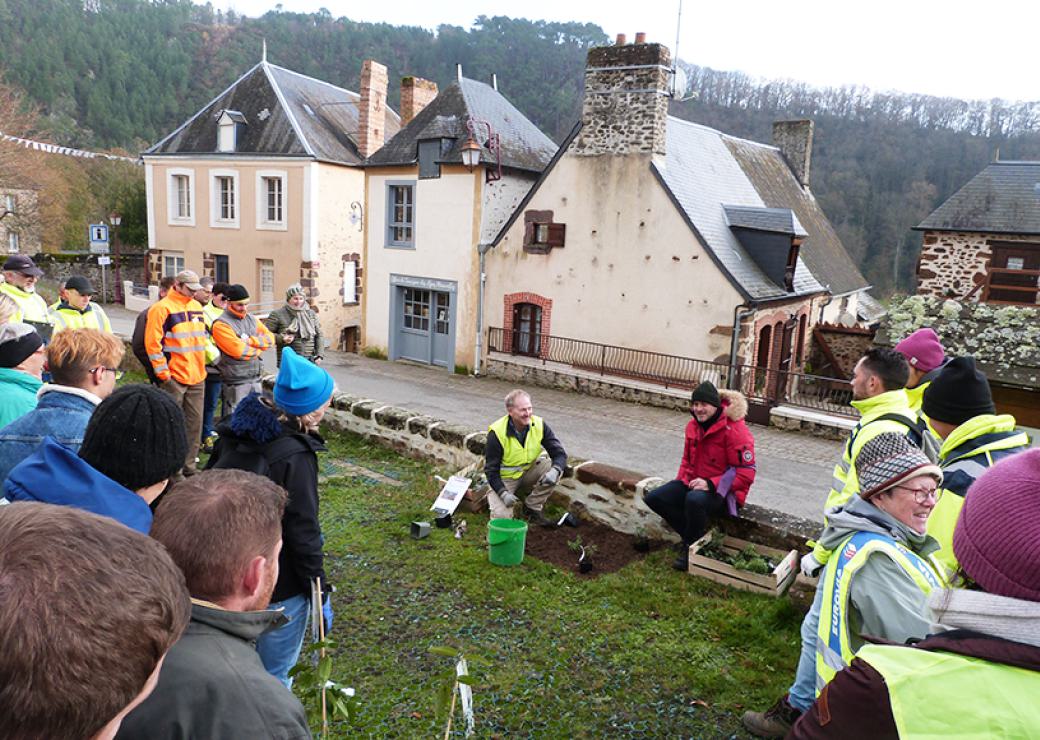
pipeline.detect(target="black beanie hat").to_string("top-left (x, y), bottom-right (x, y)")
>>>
top-left (0, 323), bottom-right (43, 368)
top-left (224, 284), bottom-right (249, 302)
top-left (690, 381), bottom-right (721, 407)
top-left (78, 385), bottom-right (188, 490)
top-left (922, 356), bottom-right (995, 426)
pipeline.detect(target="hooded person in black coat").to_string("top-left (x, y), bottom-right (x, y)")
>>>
top-left (207, 347), bottom-right (335, 687)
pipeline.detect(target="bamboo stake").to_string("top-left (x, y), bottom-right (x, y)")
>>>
top-left (443, 682), bottom-right (458, 740)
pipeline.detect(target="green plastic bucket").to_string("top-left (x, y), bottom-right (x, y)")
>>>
top-left (487, 518), bottom-right (528, 566)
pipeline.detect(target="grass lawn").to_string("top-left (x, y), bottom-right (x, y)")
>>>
top-left (314, 432), bottom-right (804, 738)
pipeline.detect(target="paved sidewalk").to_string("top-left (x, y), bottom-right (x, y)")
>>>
top-left (320, 354), bottom-right (840, 523)
top-left (106, 303), bottom-right (839, 523)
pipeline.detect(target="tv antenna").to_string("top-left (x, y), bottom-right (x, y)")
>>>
top-left (670, 0), bottom-right (697, 101)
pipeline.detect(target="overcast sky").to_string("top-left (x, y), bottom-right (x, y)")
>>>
top-left (211, 0), bottom-right (1039, 102)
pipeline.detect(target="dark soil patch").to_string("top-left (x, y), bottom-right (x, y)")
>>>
top-left (523, 519), bottom-right (671, 577)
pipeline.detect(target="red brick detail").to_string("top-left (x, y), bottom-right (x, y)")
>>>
top-left (502, 292), bottom-right (553, 360)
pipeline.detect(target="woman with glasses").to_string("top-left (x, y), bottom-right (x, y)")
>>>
top-left (745, 432), bottom-right (945, 738)
top-left (790, 449), bottom-right (1040, 738)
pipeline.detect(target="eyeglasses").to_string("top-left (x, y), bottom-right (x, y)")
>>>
top-left (92, 366), bottom-right (125, 381)
top-left (892, 485), bottom-right (942, 504)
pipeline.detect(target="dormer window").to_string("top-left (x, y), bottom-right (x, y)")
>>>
top-left (785, 237), bottom-right (803, 292)
top-left (216, 110), bottom-right (247, 153)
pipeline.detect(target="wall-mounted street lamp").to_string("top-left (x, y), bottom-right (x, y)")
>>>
top-left (462, 117), bottom-right (502, 183)
top-left (349, 201), bottom-right (363, 232)
top-left (109, 211), bottom-right (123, 303)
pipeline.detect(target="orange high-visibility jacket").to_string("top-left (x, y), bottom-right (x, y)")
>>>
top-left (143, 290), bottom-right (207, 385)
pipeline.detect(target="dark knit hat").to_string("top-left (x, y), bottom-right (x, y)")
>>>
top-left (690, 381), bottom-right (720, 407)
top-left (954, 449), bottom-right (1040, 601)
top-left (922, 356), bottom-right (995, 426)
top-left (78, 385), bottom-right (188, 490)
top-left (224, 284), bottom-right (250, 302)
top-left (0, 322), bottom-right (43, 368)
top-left (857, 432), bottom-right (942, 500)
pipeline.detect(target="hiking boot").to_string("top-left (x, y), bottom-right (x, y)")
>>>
top-left (672, 554), bottom-right (689, 571)
top-left (741, 694), bottom-right (802, 738)
top-left (523, 505), bottom-right (556, 528)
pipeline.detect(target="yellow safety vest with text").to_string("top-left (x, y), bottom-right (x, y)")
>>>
top-left (489, 415), bottom-right (544, 480)
top-left (815, 531), bottom-right (944, 695)
top-left (812, 390), bottom-right (921, 564)
top-left (857, 643), bottom-right (1040, 738)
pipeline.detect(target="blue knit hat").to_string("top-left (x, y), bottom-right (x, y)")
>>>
top-left (274, 347), bottom-right (334, 415)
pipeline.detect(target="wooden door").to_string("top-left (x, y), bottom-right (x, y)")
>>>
top-left (985, 243), bottom-right (1040, 305)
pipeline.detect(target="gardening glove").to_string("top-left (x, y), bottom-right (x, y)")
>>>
top-left (800, 552), bottom-right (823, 578)
top-left (321, 592), bottom-right (334, 636)
top-left (499, 490), bottom-right (518, 508)
top-left (540, 466), bottom-right (562, 487)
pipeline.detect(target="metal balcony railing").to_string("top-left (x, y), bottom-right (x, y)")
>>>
top-left (487, 327), bottom-right (855, 417)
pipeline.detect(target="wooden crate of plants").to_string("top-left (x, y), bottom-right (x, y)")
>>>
top-left (687, 531), bottom-right (799, 597)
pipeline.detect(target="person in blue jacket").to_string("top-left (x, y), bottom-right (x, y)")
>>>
top-left (2, 384), bottom-right (187, 532)
top-left (0, 327), bottom-right (125, 482)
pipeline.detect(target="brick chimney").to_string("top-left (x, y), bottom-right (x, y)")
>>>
top-left (572, 42), bottom-right (671, 157)
top-left (772, 119), bottom-right (814, 188)
top-left (400, 76), bottom-right (438, 127)
top-left (358, 59), bottom-right (388, 158)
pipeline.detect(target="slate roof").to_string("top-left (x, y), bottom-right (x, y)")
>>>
top-left (652, 118), bottom-right (825, 302)
top-left (145, 62), bottom-right (400, 165)
top-left (724, 135), bottom-right (869, 297)
top-left (916, 161), bottom-right (1040, 235)
top-left (365, 77), bottom-right (557, 173)
top-left (723, 205), bottom-right (807, 237)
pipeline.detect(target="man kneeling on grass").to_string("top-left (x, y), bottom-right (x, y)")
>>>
top-left (484, 388), bottom-right (568, 527)
top-left (117, 470), bottom-right (312, 740)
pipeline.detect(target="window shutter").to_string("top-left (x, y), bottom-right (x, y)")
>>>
top-left (343, 261), bottom-right (358, 304)
top-left (547, 223), bottom-right (566, 248)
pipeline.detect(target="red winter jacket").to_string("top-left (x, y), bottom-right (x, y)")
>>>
top-left (676, 389), bottom-right (756, 507)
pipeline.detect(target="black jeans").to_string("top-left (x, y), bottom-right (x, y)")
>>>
top-left (643, 479), bottom-right (726, 545)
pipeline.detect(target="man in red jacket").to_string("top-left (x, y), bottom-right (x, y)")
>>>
top-left (644, 381), bottom-right (756, 570)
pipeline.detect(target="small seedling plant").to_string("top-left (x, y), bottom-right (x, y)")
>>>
top-left (697, 529), bottom-right (775, 574)
top-left (568, 535), bottom-right (599, 572)
top-left (289, 638), bottom-right (360, 737)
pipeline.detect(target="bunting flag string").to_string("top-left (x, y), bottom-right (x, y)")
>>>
top-left (0, 131), bottom-right (140, 165)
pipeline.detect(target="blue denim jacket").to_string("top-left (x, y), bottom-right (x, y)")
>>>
top-left (0, 386), bottom-right (97, 483)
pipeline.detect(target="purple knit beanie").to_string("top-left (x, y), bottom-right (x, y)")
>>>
top-left (894, 327), bottom-right (945, 373)
top-left (953, 449), bottom-right (1040, 602)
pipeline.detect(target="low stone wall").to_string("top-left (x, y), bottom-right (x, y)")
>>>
top-left (286, 378), bottom-right (817, 550)
top-left (486, 355), bottom-right (692, 412)
top-left (34, 252), bottom-right (146, 303)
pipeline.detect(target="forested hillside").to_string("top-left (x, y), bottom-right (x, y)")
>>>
top-left (3, 0), bottom-right (1040, 293)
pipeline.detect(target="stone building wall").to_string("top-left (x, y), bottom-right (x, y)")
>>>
top-left (916, 230), bottom-right (1040, 299)
top-left (33, 252), bottom-right (146, 303)
top-left (572, 42), bottom-right (671, 157)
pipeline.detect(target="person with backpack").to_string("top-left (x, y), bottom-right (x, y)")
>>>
top-left (206, 347), bottom-right (335, 688)
top-left (920, 356), bottom-right (1030, 575)
top-left (743, 347), bottom-right (928, 737)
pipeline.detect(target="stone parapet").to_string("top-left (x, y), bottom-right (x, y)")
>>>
top-left (258, 375), bottom-right (815, 550)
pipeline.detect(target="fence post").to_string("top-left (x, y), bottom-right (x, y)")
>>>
top-left (600, 345), bottom-right (606, 376)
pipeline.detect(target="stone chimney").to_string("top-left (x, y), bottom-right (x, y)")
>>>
top-left (772, 119), bottom-right (814, 188)
top-left (358, 59), bottom-right (388, 158)
top-left (572, 41), bottom-right (671, 157)
top-left (400, 76), bottom-right (438, 127)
